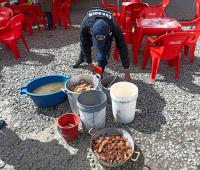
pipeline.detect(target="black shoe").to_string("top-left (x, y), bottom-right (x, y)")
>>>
top-left (72, 58), bottom-right (84, 68)
top-left (0, 120), bottom-right (6, 130)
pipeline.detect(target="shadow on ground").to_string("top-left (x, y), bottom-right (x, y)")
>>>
top-left (0, 47), bottom-right (55, 77)
top-left (130, 79), bottom-right (167, 134)
top-left (27, 26), bottom-right (80, 49)
top-left (0, 127), bottom-right (76, 169)
top-left (156, 57), bottom-right (200, 95)
top-left (108, 45), bottom-right (200, 95)
top-left (35, 100), bottom-right (72, 118)
top-left (105, 78), bottom-right (167, 134)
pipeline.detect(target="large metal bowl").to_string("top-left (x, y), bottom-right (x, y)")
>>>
top-left (90, 128), bottom-right (140, 167)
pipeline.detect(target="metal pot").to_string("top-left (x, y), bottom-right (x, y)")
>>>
top-left (89, 128), bottom-right (140, 167)
top-left (62, 74), bottom-right (101, 114)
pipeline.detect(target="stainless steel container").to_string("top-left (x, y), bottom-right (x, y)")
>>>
top-left (90, 128), bottom-right (140, 167)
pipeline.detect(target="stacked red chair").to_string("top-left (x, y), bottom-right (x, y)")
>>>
top-left (23, 6), bottom-right (42, 35)
top-left (9, 5), bottom-right (41, 36)
top-left (101, 0), bottom-right (142, 23)
top-left (0, 14), bottom-right (29, 60)
top-left (180, 17), bottom-right (200, 64)
top-left (148, 0), bottom-right (169, 8)
top-left (35, 8), bottom-right (47, 30)
top-left (0, 7), bottom-right (13, 27)
top-left (138, 6), bottom-right (166, 19)
top-left (101, 0), bottom-right (117, 12)
top-left (113, 2), bottom-right (149, 61)
top-left (52, 0), bottom-right (72, 31)
top-left (120, 2), bottom-right (149, 29)
top-left (101, 0), bottom-right (143, 13)
top-left (141, 32), bottom-right (195, 80)
top-left (19, 1), bottom-right (47, 30)
top-left (148, 0), bottom-right (169, 16)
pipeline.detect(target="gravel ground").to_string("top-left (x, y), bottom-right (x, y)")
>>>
top-left (1, 1), bottom-right (200, 170)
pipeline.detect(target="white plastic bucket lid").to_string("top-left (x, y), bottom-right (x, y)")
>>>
top-left (110, 82), bottom-right (138, 101)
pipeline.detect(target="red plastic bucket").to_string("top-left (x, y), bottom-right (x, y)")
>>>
top-left (56, 113), bottom-right (80, 142)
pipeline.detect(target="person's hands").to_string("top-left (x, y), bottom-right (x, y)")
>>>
top-left (124, 69), bottom-right (131, 82)
top-left (88, 63), bottom-right (96, 74)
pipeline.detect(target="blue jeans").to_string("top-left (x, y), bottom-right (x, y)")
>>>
top-left (45, 12), bottom-right (52, 30)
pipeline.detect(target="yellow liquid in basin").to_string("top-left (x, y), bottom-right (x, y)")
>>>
top-left (32, 82), bottom-right (65, 94)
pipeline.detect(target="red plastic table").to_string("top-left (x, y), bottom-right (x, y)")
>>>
top-left (133, 17), bottom-right (181, 64)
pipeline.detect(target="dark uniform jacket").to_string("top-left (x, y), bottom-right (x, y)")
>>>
top-left (80, 8), bottom-right (130, 69)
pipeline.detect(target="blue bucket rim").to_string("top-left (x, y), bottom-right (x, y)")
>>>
top-left (20, 74), bottom-right (71, 97)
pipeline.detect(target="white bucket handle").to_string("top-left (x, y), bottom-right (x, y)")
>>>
top-left (61, 88), bottom-right (73, 95)
top-left (95, 74), bottom-right (101, 88)
top-left (95, 74), bottom-right (101, 81)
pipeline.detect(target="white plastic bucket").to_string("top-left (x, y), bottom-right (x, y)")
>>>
top-left (77, 90), bottom-right (107, 131)
top-left (110, 82), bottom-right (138, 124)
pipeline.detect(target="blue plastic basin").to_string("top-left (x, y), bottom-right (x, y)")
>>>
top-left (20, 74), bottom-right (70, 108)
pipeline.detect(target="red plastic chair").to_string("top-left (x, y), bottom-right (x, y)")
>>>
top-left (24, 8), bottom-right (42, 35)
top-left (180, 17), bottom-right (200, 64)
top-left (8, 5), bottom-right (23, 16)
top-left (0, 0), bottom-right (7, 2)
top-left (0, 7), bottom-right (13, 18)
top-left (0, 14), bottom-right (29, 60)
top-left (145, 0), bottom-right (169, 17)
top-left (52, 0), bottom-right (72, 30)
top-left (113, 0), bottom-right (143, 22)
top-left (101, 0), bottom-right (143, 13)
top-left (101, 0), bottom-right (118, 12)
top-left (35, 6), bottom-right (47, 30)
top-left (141, 32), bottom-right (194, 80)
top-left (9, 5), bottom-right (42, 36)
top-left (19, 2), bottom-right (47, 30)
top-left (0, 7), bottom-right (13, 27)
top-left (148, 0), bottom-right (169, 8)
top-left (148, 0), bottom-right (169, 16)
top-left (113, 2), bottom-right (149, 61)
top-left (139, 6), bottom-right (165, 19)
top-left (120, 2), bottom-right (149, 28)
